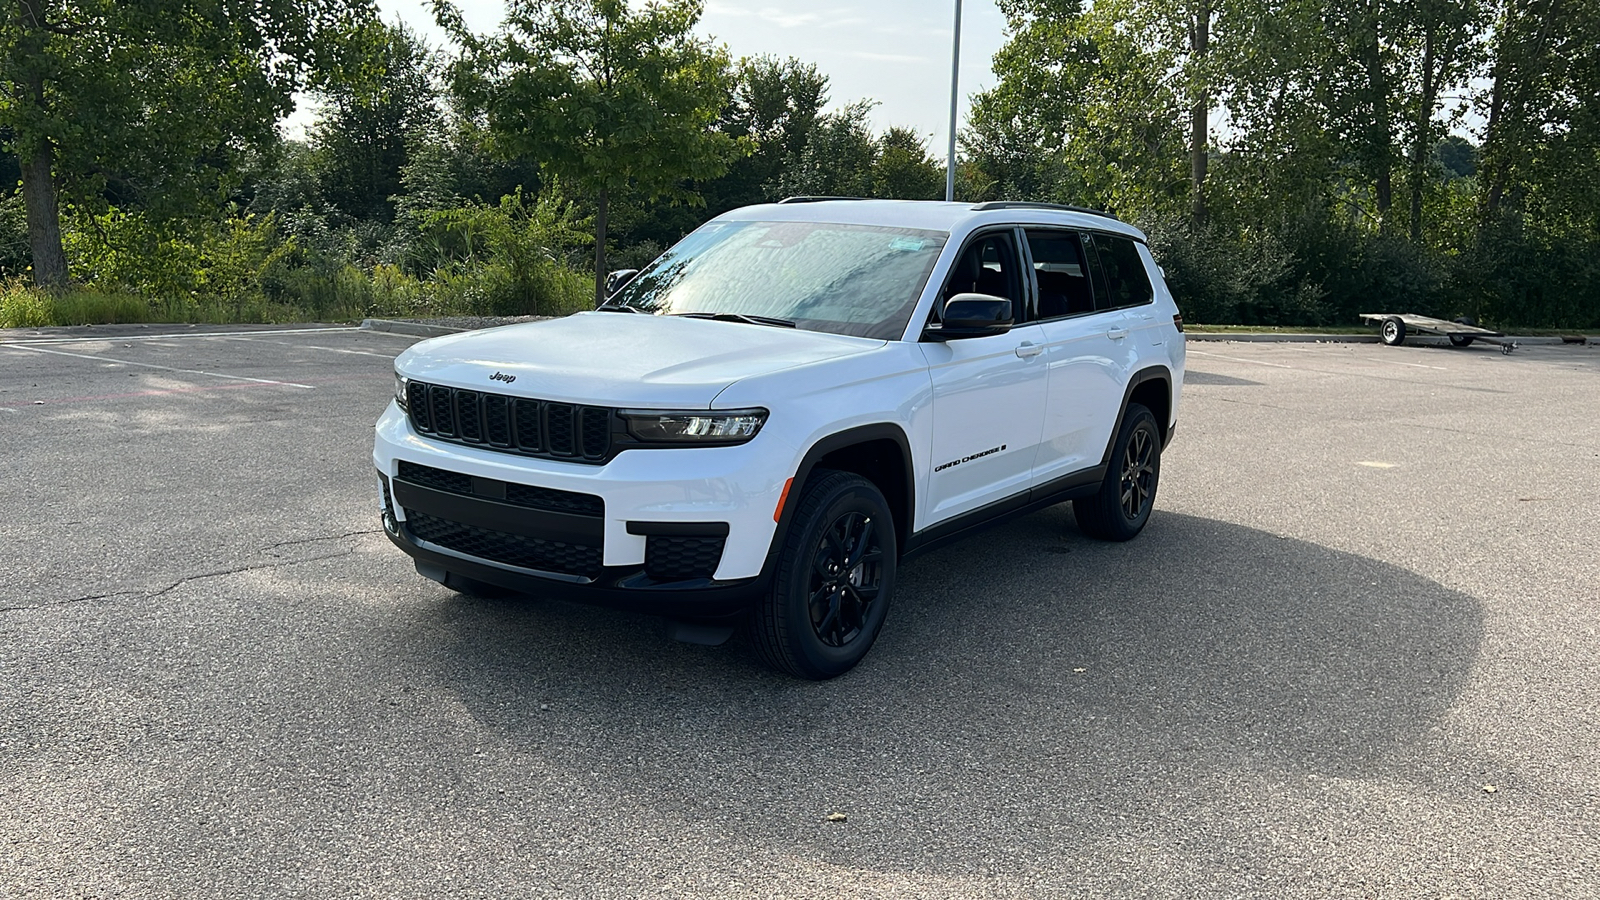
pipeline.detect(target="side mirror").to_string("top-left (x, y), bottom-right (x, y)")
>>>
top-left (602, 269), bottom-right (640, 304)
top-left (926, 293), bottom-right (1013, 340)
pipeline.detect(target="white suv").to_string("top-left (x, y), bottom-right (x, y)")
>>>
top-left (374, 199), bottom-right (1185, 678)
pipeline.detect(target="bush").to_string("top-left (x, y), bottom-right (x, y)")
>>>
top-left (413, 190), bottom-right (591, 316)
top-left (1147, 220), bottom-right (1325, 325)
top-left (63, 207), bottom-right (293, 315)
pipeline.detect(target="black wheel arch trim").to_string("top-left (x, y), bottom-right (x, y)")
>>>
top-left (1099, 365), bottom-right (1173, 468)
top-left (771, 423), bottom-right (917, 568)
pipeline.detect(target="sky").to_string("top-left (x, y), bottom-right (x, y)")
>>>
top-left (287, 0), bottom-right (1011, 154)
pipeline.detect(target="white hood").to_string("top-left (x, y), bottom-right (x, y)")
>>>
top-left (395, 312), bottom-right (885, 408)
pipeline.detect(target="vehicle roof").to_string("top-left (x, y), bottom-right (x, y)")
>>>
top-left (715, 199), bottom-right (1149, 242)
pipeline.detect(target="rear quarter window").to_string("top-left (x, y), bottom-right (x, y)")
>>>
top-left (1095, 235), bottom-right (1154, 309)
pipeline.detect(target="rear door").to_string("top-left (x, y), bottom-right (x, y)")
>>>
top-left (920, 228), bottom-right (1049, 525)
top-left (1026, 229), bottom-right (1136, 488)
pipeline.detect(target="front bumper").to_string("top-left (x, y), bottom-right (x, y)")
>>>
top-left (373, 402), bottom-right (793, 615)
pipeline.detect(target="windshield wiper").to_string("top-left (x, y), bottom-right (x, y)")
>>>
top-left (672, 312), bottom-right (796, 328)
top-left (595, 303), bottom-right (640, 313)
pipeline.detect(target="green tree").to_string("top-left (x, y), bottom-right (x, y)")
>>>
top-left (439, 0), bottom-right (739, 305)
top-left (310, 21), bottom-right (439, 224)
top-left (0, 0), bottom-right (375, 286)
top-left (872, 127), bottom-right (943, 200)
top-left (714, 55), bottom-right (829, 208)
top-left (967, 0), bottom-right (1189, 217)
top-left (775, 100), bottom-right (879, 198)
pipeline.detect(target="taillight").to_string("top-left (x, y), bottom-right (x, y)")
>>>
top-left (1172, 312), bottom-right (1184, 332)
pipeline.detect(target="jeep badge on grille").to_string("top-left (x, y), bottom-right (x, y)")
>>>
top-left (490, 371), bottom-right (516, 384)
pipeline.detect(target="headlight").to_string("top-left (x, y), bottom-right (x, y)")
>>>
top-left (394, 371), bottom-right (408, 410)
top-left (621, 408), bottom-right (768, 444)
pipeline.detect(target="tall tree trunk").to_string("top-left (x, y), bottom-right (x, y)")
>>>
top-left (1362, 0), bottom-right (1393, 229)
top-left (1409, 23), bottom-right (1438, 243)
top-left (1189, 0), bottom-right (1212, 224)
top-left (15, 2), bottom-right (68, 286)
top-left (19, 137), bottom-right (67, 286)
top-left (592, 185), bottom-right (609, 308)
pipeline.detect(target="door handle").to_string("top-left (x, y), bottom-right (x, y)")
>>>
top-left (1015, 341), bottom-right (1044, 359)
top-left (1108, 328), bottom-right (1130, 340)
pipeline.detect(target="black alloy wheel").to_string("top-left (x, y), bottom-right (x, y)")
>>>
top-left (807, 510), bottom-right (885, 648)
top-left (750, 469), bottom-right (897, 679)
top-left (1074, 403), bottom-right (1161, 542)
top-left (1118, 424), bottom-right (1157, 521)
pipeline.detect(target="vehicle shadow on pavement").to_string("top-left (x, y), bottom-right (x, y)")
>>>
top-left (421, 508), bottom-right (1483, 875)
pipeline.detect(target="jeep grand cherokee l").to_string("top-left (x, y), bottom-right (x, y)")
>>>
top-left (375, 199), bottom-right (1185, 678)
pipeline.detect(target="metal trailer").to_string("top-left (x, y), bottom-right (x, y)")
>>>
top-left (1358, 313), bottom-right (1519, 354)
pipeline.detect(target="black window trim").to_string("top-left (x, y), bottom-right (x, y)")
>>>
top-left (921, 225), bottom-right (1032, 336)
top-left (1019, 226), bottom-right (1126, 324)
top-left (1086, 229), bottom-right (1156, 313)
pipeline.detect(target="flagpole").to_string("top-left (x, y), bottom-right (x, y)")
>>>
top-left (946, 0), bottom-right (963, 202)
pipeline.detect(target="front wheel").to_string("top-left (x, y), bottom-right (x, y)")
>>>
top-left (749, 470), bottom-right (896, 679)
top-left (1074, 404), bottom-right (1161, 542)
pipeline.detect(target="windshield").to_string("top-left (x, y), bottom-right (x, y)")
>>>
top-left (610, 220), bottom-right (949, 340)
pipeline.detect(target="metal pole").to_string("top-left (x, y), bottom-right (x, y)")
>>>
top-left (946, 0), bottom-right (963, 202)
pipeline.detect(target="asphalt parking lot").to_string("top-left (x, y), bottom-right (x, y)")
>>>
top-left (2, 325), bottom-right (1597, 898)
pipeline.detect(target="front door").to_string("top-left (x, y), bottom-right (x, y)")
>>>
top-left (920, 229), bottom-right (1049, 526)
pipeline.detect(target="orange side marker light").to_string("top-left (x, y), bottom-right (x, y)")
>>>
top-left (774, 477), bottom-right (794, 523)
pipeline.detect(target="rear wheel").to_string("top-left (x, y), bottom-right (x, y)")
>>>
top-left (749, 470), bottom-right (896, 680)
top-left (1381, 316), bottom-right (1407, 346)
top-left (1449, 317), bottom-right (1476, 347)
top-left (1074, 404), bottom-right (1161, 542)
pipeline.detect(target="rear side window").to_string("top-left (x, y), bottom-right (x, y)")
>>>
top-left (1093, 235), bottom-right (1154, 309)
top-left (1024, 230), bottom-right (1096, 319)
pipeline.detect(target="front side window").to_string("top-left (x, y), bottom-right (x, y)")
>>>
top-left (612, 220), bottom-right (949, 340)
top-left (1094, 235), bottom-right (1154, 310)
top-left (931, 232), bottom-right (1022, 325)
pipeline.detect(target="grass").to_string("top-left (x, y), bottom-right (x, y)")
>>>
top-left (0, 285), bottom-right (358, 328)
top-left (1186, 323), bottom-right (1591, 336)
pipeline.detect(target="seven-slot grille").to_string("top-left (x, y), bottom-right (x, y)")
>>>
top-left (405, 380), bottom-right (615, 463)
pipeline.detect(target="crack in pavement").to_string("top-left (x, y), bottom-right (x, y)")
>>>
top-left (259, 529), bottom-right (381, 552)
top-left (1, 530), bottom-right (382, 614)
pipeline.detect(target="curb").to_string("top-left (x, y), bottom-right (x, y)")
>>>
top-left (360, 318), bottom-right (468, 337)
top-left (1186, 333), bottom-right (1380, 343)
top-left (1185, 332), bottom-right (1587, 346)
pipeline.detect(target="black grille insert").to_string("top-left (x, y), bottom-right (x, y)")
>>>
top-left (644, 535), bottom-right (727, 581)
top-left (404, 510), bottom-right (603, 579)
top-left (404, 380), bottom-right (615, 463)
top-left (396, 461), bottom-right (603, 517)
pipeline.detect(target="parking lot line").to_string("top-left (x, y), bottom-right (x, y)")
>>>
top-left (224, 336), bottom-right (399, 359)
top-left (1, 343), bottom-right (317, 388)
top-left (0, 326), bottom-right (362, 346)
top-left (1187, 349), bottom-right (1295, 369)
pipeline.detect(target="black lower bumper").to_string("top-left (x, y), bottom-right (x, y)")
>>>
top-left (382, 514), bottom-right (768, 620)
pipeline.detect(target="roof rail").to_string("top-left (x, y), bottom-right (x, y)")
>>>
top-left (970, 201), bottom-right (1122, 222)
top-left (777, 196), bottom-right (869, 204)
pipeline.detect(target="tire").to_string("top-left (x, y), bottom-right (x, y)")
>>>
top-left (1380, 316), bottom-right (1407, 346)
top-left (749, 469), bottom-right (896, 680)
top-left (1074, 404), bottom-right (1161, 542)
top-left (1449, 316), bottom-right (1476, 347)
